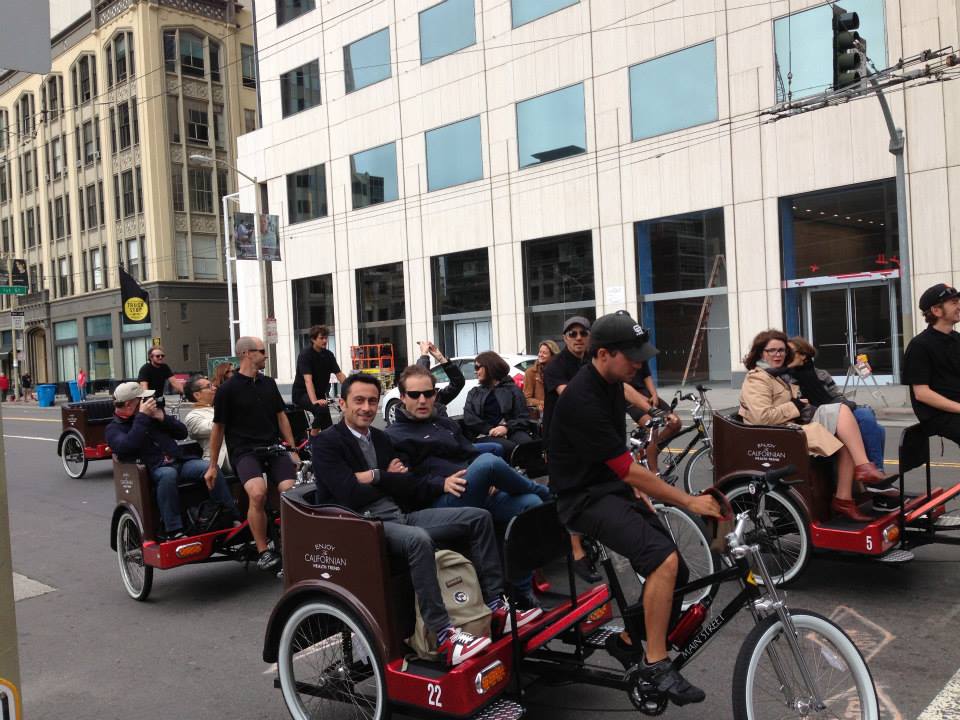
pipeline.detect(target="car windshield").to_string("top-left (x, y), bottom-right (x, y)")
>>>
top-left (431, 365), bottom-right (449, 383)
top-left (460, 360), bottom-right (477, 380)
top-left (515, 359), bottom-right (536, 372)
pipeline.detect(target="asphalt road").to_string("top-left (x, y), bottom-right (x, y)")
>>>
top-left (3, 403), bottom-right (960, 719)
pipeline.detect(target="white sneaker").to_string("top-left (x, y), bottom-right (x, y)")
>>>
top-left (437, 629), bottom-right (491, 666)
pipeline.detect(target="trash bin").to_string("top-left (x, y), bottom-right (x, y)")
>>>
top-left (37, 384), bottom-right (57, 407)
top-left (68, 380), bottom-right (82, 403)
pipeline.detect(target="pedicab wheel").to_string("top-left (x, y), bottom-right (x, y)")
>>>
top-left (61, 431), bottom-right (88, 479)
top-left (725, 484), bottom-right (810, 586)
top-left (651, 505), bottom-right (718, 609)
top-left (116, 511), bottom-right (153, 601)
top-left (732, 610), bottom-right (878, 720)
top-left (278, 600), bottom-right (389, 720)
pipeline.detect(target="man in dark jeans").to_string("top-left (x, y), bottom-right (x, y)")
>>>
top-left (312, 373), bottom-right (540, 666)
top-left (292, 325), bottom-right (347, 435)
top-left (106, 382), bottom-right (238, 540)
top-left (903, 283), bottom-right (960, 445)
top-left (205, 336), bottom-right (300, 571)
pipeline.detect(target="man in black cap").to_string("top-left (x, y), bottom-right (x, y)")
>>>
top-left (541, 315), bottom-right (592, 440)
top-left (902, 282), bottom-right (960, 444)
top-left (548, 310), bottom-right (721, 707)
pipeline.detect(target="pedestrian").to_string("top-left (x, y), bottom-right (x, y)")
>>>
top-left (20, 372), bottom-right (33, 401)
top-left (77, 367), bottom-right (87, 401)
top-left (291, 325), bottom-right (346, 436)
top-left (0, 372), bottom-right (8, 403)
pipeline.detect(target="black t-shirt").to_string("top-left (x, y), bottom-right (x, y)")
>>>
top-left (292, 347), bottom-right (341, 403)
top-left (542, 348), bottom-right (589, 439)
top-left (213, 371), bottom-right (286, 459)
top-left (902, 326), bottom-right (960, 423)
top-left (137, 362), bottom-right (174, 396)
top-left (548, 363), bottom-right (628, 502)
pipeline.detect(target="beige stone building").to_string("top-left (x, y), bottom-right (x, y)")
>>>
top-left (0, 0), bottom-right (258, 390)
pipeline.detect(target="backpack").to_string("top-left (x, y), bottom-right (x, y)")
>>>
top-left (407, 550), bottom-right (492, 661)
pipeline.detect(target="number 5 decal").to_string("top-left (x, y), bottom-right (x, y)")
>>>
top-left (427, 683), bottom-right (443, 707)
top-left (866, 536), bottom-right (873, 551)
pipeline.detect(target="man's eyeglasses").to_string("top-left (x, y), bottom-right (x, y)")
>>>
top-left (566, 330), bottom-right (590, 339)
top-left (152, 354), bottom-right (165, 359)
top-left (404, 389), bottom-right (436, 399)
top-left (763, 347), bottom-right (787, 355)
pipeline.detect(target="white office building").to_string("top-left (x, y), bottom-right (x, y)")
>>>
top-left (236, 0), bottom-right (960, 386)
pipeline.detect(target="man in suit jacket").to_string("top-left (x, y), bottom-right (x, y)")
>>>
top-left (311, 373), bottom-right (541, 666)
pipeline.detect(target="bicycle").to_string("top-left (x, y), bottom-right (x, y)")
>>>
top-left (593, 465), bottom-right (878, 717)
top-left (631, 384), bottom-right (715, 495)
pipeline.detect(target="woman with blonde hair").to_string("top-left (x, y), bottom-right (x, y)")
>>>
top-left (739, 329), bottom-right (884, 522)
top-left (523, 340), bottom-right (560, 419)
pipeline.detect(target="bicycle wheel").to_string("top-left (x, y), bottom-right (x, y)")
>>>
top-left (61, 431), bottom-right (88, 479)
top-left (682, 444), bottom-right (714, 495)
top-left (726, 484), bottom-right (810, 586)
top-left (278, 599), bottom-right (388, 720)
top-left (116, 511), bottom-right (153, 601)
top-left (733, 610), bottom-right (878, 720)
top-left (650, 505), bottom-right (717, 609)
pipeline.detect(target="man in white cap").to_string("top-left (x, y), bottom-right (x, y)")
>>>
top-left (106, 381), bottom-right (238, 540)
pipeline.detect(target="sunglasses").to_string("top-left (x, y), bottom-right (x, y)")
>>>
top-left (152, 354), bottom-right (165, 359)
top-left (404, 389), bottom-right (436, 399)
top-left (566, 330), bottom-right (590, 338)
top-left (247, 348), bottom-right (266, 354)
top-left (474, 364), bottom-right (482, 371)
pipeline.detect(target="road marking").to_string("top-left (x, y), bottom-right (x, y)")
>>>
top-left (918, 666), bottom-right (960, 720)
top-left (3, 434), bottom-right (56, 442)
top-left (13, 572), bottom-right (56, 602)
top-left (0, 416), bottom-right (60, 422)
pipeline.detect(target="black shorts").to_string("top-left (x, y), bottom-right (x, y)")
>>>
top-left (234, 452), bottom-right (297, 486)
top-left (626, 395), bottom-right (671, 424)
top-left (294, 395), bottom-right (333, 430)
top-left (565, 489), bottom-right (677, 578)
top-left (922, 414), bottom-right (960, 449)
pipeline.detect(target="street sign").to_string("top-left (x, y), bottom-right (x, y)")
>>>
top-left (152, 337), bottom-right (161, 347)
top-left (265, 317), bottom-right (278, 345)
top-left (0, 288), bottom-right (26, 296)
top-left (10, 313), bottom-right (23, 331)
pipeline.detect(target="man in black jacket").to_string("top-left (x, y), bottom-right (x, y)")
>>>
top-left (106, 382), bottom-right (237, 540)
top-left (312, 373), bottom-right (540, 666)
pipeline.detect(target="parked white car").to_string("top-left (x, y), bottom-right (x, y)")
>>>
top-left (380, 354), bottom-right (537, 424)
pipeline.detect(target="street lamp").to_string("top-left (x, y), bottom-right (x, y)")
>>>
top-left (190, 153), bottom-right (270, 370)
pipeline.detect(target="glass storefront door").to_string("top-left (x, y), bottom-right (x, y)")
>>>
top-left (802, 282), bottom-right (897, 379)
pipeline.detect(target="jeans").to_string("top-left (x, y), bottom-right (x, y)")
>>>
top-left (474, 442), bottom-right (504, 457)
top-left (150, 458), bottom-right (238, 533)
top-left (433, 453), bottom-right (548, 595)
top-left (853, 406), bottom-right (885, 470)
top-left (383, 506), bottom-right (504, 635)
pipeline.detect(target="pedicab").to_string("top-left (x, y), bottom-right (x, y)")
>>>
top-left (57, 399), bottom-right (116, 478)
top-left (709, 413), bottom-right (960, 585)
top-left (262, 468), bottom-right (878, 719)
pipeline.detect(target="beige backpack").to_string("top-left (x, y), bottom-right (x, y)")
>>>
top-left (407, 549), bottom-right (492, 661)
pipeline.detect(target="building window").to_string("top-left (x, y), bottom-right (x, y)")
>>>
top-left (192, 233), bottom-right (219, 279)
top-left (0, 162), bottom-right (8, 202)
top-left (629, 41), bottom-right (717, 141)
top-left (86, 314), bottom-right (114, 380)
top-left (50, 137), bottom-right (64, 178)
top-left (78, 188), bottom-right (85, 230)
top-left (636, 209), bottom-right (729, 384)
top-left (97, 181), bottom-right (105, 227)
top-left (43, 75), bottom-right (63, 119)
top-left (241, 44), bottom-right (257, 88)
top-left (774, 0), bottom-right (886, 103)
top-left (356, 262), bottom-right (408, 370)
top-left (117, 102), bottom-right (132, 149)
top-left (209, 42), bottom-right (220, 82)
top-left (516, 84), bottom-right (586, 168)
top-left (113, 174), bottom-right (121, 220)
top-left (82, 121), bottom-right (95, 163)
top-left (420, 0), bottom-right (476, 64)
top-left (511, 0), bottom-right (578, 27)
top-left (213, 108), bottom-right (225, 148)
top-left (16, 93), bottom-right (35, 136)
top-left (291, 274), bottom-right (334, 348)
top-left (280, 60), bottom-right (321, 117)
top-left (287, 164), bottom-right (327, 223)
top-left (1, 219), bottom-right (10, 252)
top-left (344, 28), bottom-right (391, 93)
top-left (72, 55), bottom-right (97, 105)
top-left (121, 170), bottom-right (135, 217)
top-left (277, 0), bottom-right (316, 26)
top-left (0, 110), bottom-right (8, 152)
top-left (175, 233), bottom-right (190, 279)
top-left (24, 207), bottom-right (36, 248)
top-left (244, 109), bottom-right (257, 133)
top-left (126, 237), bottom-right (141, 280)
top-left (123, 335), bottom-right (152, 378)
top-left (186, 106), bottom-right (209, 144)
top-left (163, 30), bottom-right (177, 72)
top-left (85, 183), bottom-right (97, 227)
top-left (171, 164), bottom-right (184, 211)
top-left (188, 168), bottom-right (214, 213)
top-left (54, 196), bottom-right (66, 237)
top-left (431, 248), bottom-right (492, 356)
top-left (54, 319), bottom-right (79, 382)
top-left (108, 31), bottom-right (134, 85)
top-left (350, 142), bottom-right (398, 210)
top-left (180, 303), bottom-right (189, 321)
top-left (425, 116), bottom-right (483, 191)
top-left (522, 231), bottom-right (595, 348)
top-left (180, 32), bottom-right (205, 77)
top-left (135, 166), bottom-right (143, 213)
top-left (90, 247), bottom-right (103, 289)
top-left (58, 256), bottom-right (72, 296)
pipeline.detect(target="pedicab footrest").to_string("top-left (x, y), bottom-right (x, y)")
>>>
top-left (584, 621), bottom-right (624, 650)
top-left (877, 549), bottom-right (914, 563)
top-left (934, 514), bottom-right (960, 529)
top-left (470, 698), bottom-right (525, 720)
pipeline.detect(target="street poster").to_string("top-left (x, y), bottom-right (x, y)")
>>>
top-left (259, 213), bottom-right (281, 261)
top-left (232, 212), bottom-right (257, 260)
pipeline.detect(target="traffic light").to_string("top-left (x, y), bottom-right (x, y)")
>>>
top-left (832, 6), bottom-right (866, 90)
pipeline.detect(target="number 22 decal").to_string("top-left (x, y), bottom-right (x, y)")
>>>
top-left (427, 683), bottom-right (443, 707)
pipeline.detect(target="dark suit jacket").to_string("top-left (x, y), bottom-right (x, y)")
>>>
top-left (310, 421), bottom-right (442, 512)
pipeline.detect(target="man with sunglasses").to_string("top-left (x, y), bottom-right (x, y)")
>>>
top-left (541, 317), bottom-right (592, 440)
top-left (204, 336), bottom-right (300, 571)
top-left (903, 283), bottom-right (960, 446)
top-left (137, 346), bottom-right (185, 404)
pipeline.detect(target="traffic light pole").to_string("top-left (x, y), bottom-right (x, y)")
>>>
top-left (868, 75), bottom-right (913, 367)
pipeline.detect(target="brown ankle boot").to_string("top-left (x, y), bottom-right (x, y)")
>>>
top-left (854, 463), bottom-right (884, 484)
top-left (831, 497), bottom-right (872, 523)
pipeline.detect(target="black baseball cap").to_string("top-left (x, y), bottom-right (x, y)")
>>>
top-left (590, 310), bottom-right (658, 362)
top-left (919, 283), bottom-right (960, 312)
